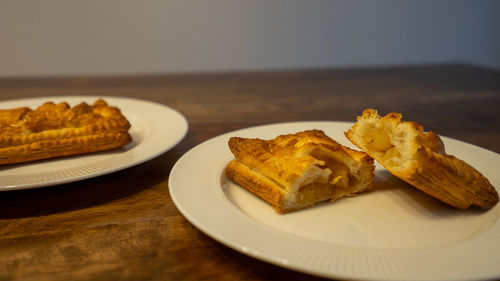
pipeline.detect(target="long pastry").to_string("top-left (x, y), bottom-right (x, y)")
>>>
top-left (345, 108), bottom-right (498, 209)
top-left (0, 99), bottom-right (132, 165)
top-left (225, 130), bottom-right (374, 213)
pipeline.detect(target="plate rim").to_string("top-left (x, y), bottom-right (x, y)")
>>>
top-left (0, 95), bottom-right (188, 191)
top-left (169, 120), bottom-right (500, 281)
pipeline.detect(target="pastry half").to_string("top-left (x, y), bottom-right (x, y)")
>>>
top-left (225, 130), bottom-right (374, 213)
top-left (345, 108), bottom-right (498, 209)
top-left (0, 99), bottom-right (132, 165)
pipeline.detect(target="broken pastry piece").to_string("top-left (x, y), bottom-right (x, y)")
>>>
top-left (225, 130), bottom-right (374, 213)
top-left (345, 108), bottom-right (498, 209)
top-left (0, 99), bottom-right (132, 165)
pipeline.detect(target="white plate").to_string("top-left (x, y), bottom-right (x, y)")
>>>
top-left (0, 96), bottom-right (188, 190)
top-left (169, 121), bottom-right (500, 281)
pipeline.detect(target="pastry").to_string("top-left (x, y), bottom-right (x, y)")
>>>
top-left (225, 130), bottom-right (374, 213)
top-left (0, 99), bottom-right (132, 165)
top-left (345, 108), bottom-right (498, 209)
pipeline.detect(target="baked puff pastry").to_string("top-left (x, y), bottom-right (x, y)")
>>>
top-left (345, 109), bottom-right (499, 209)
top-left (225, 130), bottom-right (374, 213)
top-left (0, 99), bottom-right (132, 165)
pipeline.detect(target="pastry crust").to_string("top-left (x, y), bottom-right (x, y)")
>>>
top-left (225, 130), bottom-right (375, 213)
top-left (0, 99), bottom-right (132, 165)
top-left (345, 108), bottom-right (498, 209)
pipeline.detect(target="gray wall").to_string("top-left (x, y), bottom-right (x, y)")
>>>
top-left (1, 0), bottom-right (499, 77)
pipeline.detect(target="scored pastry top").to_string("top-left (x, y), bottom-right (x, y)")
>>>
top-left (226, 130), bottom-right (374, 212)
top-left (0, 99), bottom-right (132, 165)
top-left (228, 130), bottom-right (368, 192)
top-left (0, 99), bottom-right (130, 148)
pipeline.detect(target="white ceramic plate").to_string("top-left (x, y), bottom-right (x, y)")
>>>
top-left (169, 121), bottom-right (500, 281)
top-left (0, 96), bottom-right (188, 191)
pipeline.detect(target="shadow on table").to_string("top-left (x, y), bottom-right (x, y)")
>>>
top-left (0, 149), bottom-right (182, 220)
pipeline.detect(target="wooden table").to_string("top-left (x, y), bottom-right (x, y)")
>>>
top-left (0, 64), bottom-right (499, 281)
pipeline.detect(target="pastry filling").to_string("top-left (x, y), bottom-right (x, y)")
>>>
top-left (295, 149), bottom-right (356, 207)
top-left (358, 120), bottom-right (413, 172)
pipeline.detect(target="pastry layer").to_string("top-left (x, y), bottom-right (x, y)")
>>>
top-left (0, 99), bottom-right (132, 164)
top-left (345, 108), bottom-right (498, 209)
top-left (225, 130), bottom-right (374, 213)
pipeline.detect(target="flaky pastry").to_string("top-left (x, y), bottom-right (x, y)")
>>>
top-left (0, 99), bottom-right (132, 165)
top-left (345, 108), bottom-right (498, 209)
top-left (225, 130), bottom-right (374, 213)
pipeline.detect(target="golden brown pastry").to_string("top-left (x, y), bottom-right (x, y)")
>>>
top-left (0, 99), bottom-right (132, 165)
top-left (345, 108), bottom-right (498, 209)
top-left (225, 130), bottom-right (374, 213)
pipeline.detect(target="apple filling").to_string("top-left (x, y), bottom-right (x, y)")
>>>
top-left (295, 149), bottom-right (355, 206)
top-left (359, 121), bottom-right (412, 171)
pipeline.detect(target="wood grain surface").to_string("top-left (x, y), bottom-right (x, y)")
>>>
top-left (0, 64), bottom-right (499, 281)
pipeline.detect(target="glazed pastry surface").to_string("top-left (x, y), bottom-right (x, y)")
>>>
top-left (345, 108), bottom-right (498, 209)
top-left (226, 130), bottom-right (374, 213)
top-left (0, 99), bottom-right (132, 165)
